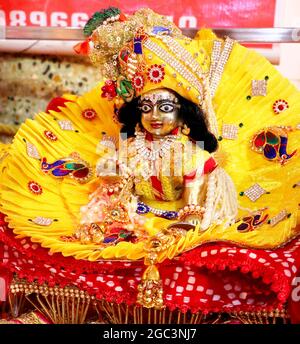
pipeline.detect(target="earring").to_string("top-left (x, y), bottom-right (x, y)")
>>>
top-left (182, 124), bottom-right (190, 136)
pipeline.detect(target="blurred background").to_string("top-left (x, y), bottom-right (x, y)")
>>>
top-left (0, 0), bottom-right (299, 141)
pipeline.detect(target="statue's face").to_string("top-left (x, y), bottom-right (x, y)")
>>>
top-left (139, 88), bottom-right (181, 137)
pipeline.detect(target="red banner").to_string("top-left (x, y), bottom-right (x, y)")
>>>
top-left (0, 0), bottom-right (276, 28)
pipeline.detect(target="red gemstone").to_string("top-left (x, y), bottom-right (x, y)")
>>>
top-left (135, 78), bottom-right (141, 86)
top-left (254, 132), bottom-right (265, 148)
top-left (278, 104), bottom-right (284, 111)
top-left (152, 70), bottom-right (159, 78)
top-left (73, 167), bottom-right (89, 179)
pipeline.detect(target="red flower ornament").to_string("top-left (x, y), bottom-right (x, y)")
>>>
top-left (28, 181), bottom-right (43, 195)
top-left (132, 73), bottom-right (145, 92)
top-left (82, 109), bottom-right (97, 120)
top-left (147, 64), bottom-right (165, 83)
top-left (273, 99), bottom-right (289, 114)
top-left (44, 130), bottom-right (58, 141)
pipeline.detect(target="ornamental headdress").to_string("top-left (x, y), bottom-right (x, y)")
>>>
top-left (75, 7), bottom-right (238, 228)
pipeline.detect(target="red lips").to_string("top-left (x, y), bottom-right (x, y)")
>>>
top-left (151, 122), bottom-right (163, 129)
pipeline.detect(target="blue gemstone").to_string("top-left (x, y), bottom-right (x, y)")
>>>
top-left (162, 211), bottom-right (178, 220)
top-left (52, 169), bottom-right (70, 177)
top-left (103, 236), bottom-right (117, 243)
top-left (263, 144), bottom-right (277, 160)
top-left (133, 38), bottom-right (143, 54)
top-left (136, 202), bottom-right (150, 214)
top-left (279, 136), bottom-right (290, 158)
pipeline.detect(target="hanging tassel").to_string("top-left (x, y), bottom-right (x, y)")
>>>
top-left (199, 81), bottom-right (238, 230)
top-left (137, 264), bottom-right (163, 309)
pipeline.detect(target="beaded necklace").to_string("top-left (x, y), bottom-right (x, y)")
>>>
top-left (133, 130), bottom-right (180, 179)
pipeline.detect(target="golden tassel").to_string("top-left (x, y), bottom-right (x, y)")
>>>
top-left (137, 231), bottom-right (180, 310)
top-left (137, 264), bottom-right (164, 309)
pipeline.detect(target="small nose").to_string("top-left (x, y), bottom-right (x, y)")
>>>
top-left (151, 105), bottom-right (160, 120)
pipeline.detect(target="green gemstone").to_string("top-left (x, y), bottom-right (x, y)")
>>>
top-left (218, 136), bottom-right (223, 141)
top-left (239, 192), bottom-right (244, 196)
top-left (265, 76), bottom-right (269, 80)
top-left (246, 95), bottom-right (251, 100)
top-left (239, 123), bottom-right (244, 127)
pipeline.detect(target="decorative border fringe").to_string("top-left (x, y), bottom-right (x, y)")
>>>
top-left (2, 279), bottom-right (290, 324)
top-left (96, 301), bottom-right (289, 324)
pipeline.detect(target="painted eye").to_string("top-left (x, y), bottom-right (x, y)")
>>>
top-left (140, 104), bottom-right (152, 113)
top-left (159, 104), bottom-right (175, 112)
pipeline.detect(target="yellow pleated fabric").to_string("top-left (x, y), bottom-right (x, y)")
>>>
top-left (0, 33), bottom-right (299, 262)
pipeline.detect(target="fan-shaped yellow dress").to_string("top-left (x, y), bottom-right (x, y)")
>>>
top-left (0, 33), bottom-right (299, 262)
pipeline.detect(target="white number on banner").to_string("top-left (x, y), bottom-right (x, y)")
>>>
top-left (30, 11), bottom-right (47, 26)
top-left (10, 10), bottom-right (26, 26)
top-left (71, 13), bottom-right (89, 27)
top-left (50, 12), bottom-right (68, 26)
top-left (179, 16), bottom-right (197, 28)
top-left (0, 10), bottom-right (6, 26)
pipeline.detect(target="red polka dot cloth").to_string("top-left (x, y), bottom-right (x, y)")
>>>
top-left (0, 213), bottom-right (300, 322)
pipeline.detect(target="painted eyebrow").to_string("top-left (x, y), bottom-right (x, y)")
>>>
top-left (139, 99), bottom-right (177, 105)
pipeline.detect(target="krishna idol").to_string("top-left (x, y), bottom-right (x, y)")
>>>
top-left (0, 8), bottom-right (299, 324)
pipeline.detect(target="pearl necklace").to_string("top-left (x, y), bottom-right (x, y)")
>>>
top-left (133, 130), bottom-right (179, 180)
top-left (134, 130), bottom-right (179, 161)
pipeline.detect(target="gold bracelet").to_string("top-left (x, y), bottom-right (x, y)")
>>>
top-left (177, 204), bottom-right (205, 221)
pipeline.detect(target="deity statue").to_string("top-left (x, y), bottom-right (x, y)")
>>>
top-left (75, 86), bottom-right (220, 244)
top-left (0, 7), bottom-right (299, 323)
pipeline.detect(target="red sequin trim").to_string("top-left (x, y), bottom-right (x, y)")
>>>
top-left (28, 181), bottom-right (43, 195)
top-left (273, 99), bottom-right (289, 114)
top-left (44, 130), bottom-right (57, 141)
top-left (147, 64), bottom-right (165, 83)
top-left (82, 109), bottom-right (97, 121)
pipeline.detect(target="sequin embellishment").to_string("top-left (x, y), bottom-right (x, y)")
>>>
top-left (58, 120), bottom-right (74, 131)
top-left (32, 217), bottom-right (53, 226)
top-left (26, 142), bottom-right (40, 160)
top-left (251, 79), bottom-right (267, 96)
top-left (222, 124), bottom-right (238, 140)
top-left (244, 183), bottom-right (267, 202)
